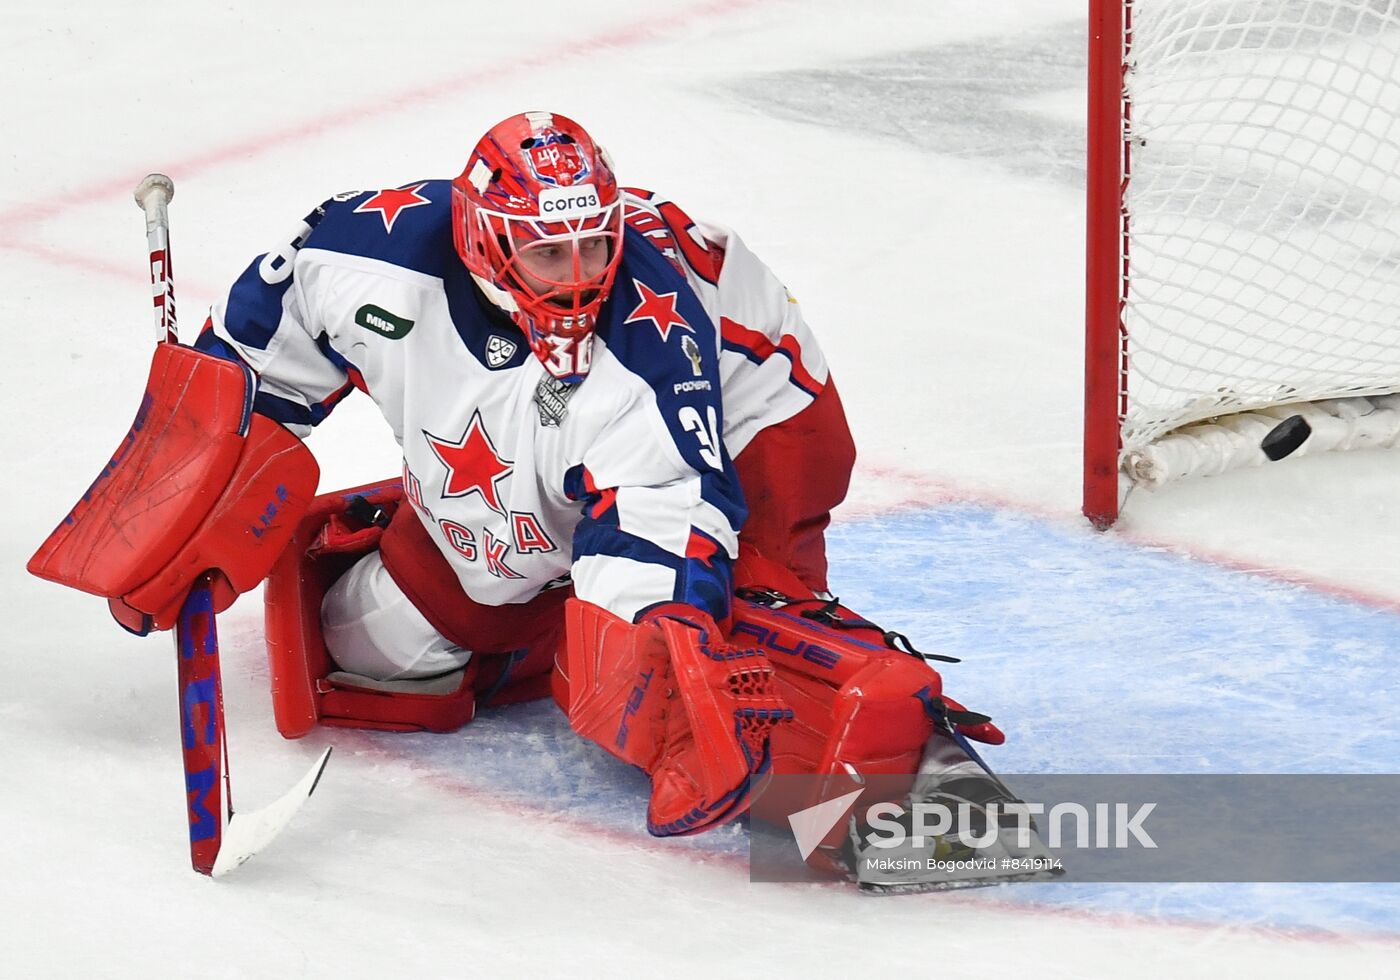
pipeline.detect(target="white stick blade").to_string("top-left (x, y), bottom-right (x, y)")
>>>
top-left (211, 747), bottom-right (332, 877)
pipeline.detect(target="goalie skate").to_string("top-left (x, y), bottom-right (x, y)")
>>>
top-left (851, 734), bottom-right (1063, 894)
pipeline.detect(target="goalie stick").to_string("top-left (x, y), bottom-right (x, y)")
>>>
top-left (134, 174), bottom-right (331, 876)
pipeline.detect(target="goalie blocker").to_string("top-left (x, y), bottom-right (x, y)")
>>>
top-left (28, 343), bottom-right (319, 632)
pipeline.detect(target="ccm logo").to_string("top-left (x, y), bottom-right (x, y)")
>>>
top-left (731, 621), bottom-right (840, 669)
top-left (538, 184), bottom-right (600, 218)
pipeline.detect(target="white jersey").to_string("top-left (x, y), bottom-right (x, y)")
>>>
top-left (199, 183), bottom-right (829, 623)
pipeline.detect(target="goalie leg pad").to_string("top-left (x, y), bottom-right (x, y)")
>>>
top-left (731, 548), bottom-right (1006, 853)
top-left (560, 599), bottom-right (792, 837)
top-left (264, 480), bottom-right (550, 738)
top-left (316, 665), bottom-right (480, 734)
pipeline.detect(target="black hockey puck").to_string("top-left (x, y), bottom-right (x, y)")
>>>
top-left (1261, 414), bottom-right (1312, 461)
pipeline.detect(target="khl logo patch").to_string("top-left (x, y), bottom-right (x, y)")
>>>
top-left (486, 335), bottom-right (519, 368)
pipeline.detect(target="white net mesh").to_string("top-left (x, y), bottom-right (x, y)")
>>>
top-left (1121, 0), bottom-right (1400, 459)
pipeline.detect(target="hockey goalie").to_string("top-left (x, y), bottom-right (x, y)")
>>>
top-left (30, 111), bottom-right (1054, 888)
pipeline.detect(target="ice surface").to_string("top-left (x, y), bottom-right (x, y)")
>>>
top-left (3, 1), bottom-right (1399, 976)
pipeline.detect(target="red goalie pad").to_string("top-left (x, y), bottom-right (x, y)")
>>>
top-left (28, 343), bottom-right (319, 631)
top-left (558, 599), bottom-right (792, 837)
top-left (730, 549), bottom-right (1005, 853)
top-left (264, 480), bottom-right (559, 738)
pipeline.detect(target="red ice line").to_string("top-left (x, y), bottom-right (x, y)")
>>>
top-left (13, 0), bottom-right (1397, 618)
top-left (852, 463), bottom-right (1400, 616)
top-left (328, 729), bottom-right (1400, 951)
top-left (17, 0), bottom-right (1397, 628)
top-left (35, 0), bottom-right (1385, 942)
top-left (0, 0), bottom-right (773, 278)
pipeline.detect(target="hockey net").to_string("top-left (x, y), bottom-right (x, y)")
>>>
top-left (1084, 0), bottom-right (1400, 525)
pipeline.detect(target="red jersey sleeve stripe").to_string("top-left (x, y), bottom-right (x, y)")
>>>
top-left (685, 528), bottom-right (721, 565)
top-left (719, 316), bottom-right (824, 397)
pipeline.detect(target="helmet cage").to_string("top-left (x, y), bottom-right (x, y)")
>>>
top-left (454, 182), bottom-right (623, 381)
top-left (450, 112), bottom-right (623, 382)
top-left (471, 200), bottom-right (623, 339)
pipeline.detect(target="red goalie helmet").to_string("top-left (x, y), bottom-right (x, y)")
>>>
top-left (452, 111), bottom-right (624, 382)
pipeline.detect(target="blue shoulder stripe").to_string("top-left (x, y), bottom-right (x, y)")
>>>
top-left (252, 384), bottom-right (355, 428)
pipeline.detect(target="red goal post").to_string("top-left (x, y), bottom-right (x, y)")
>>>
top-left (1083, 0), bottom-right (1400, 528)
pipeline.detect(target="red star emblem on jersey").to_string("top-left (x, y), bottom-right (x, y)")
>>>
top-left (623, 278), bottom-right (692, 341)
top-left (424, 411), bottom-right (513, 515)
top-left (354, 183), bottom-right (431, 233)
